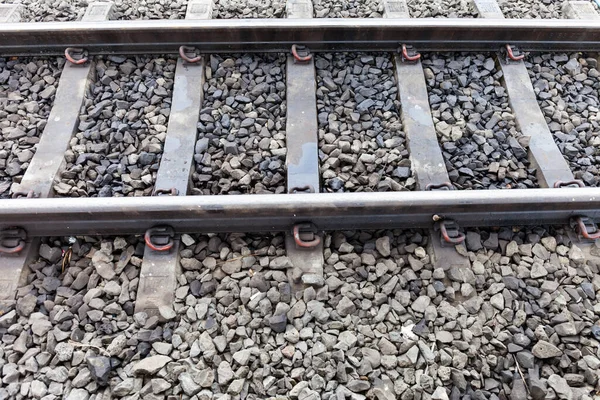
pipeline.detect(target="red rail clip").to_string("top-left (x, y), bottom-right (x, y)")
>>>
top-left (437, 220), bottom-right (465, 245)
top-left (571, 216), bottom-right (600, 240)
top-left (153, 187), bottom-right (179, 196)
top-left (0, 228), bottom-right (27, 254)
top-left (145, 226), bottom-right (175, 252)
top-left (401, 44), bottom-right (421, 62)
top-left (179, 46), bottom-right (202, 63)
top-left (65, 47), bottom-right (89, 65)
top-left (553, 180), bottom-right (584, 188)
top-left (505, 44), bottom-right (524, 62)
top-left (291, 44), bottom-right (312, 64)
top-left (425, 182), bottom-right (454, 191)
top-left (292, 223), bottom-right (321, 248)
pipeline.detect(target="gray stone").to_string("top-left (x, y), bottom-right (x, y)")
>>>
top-left (86, 356), bottom-right (112, 386)
top-left (131, 355), bottom-right (171, 375)
top-left (532, 340), bottom-right (562, 359)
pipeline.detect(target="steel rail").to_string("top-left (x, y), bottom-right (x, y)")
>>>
top-left (1, 18), bottom-right (600, 55)
top-left (0, 188), bottom-right (599, 236)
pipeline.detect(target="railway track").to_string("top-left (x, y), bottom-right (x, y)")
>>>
top-left (1, 0), bottom-right (600, 399)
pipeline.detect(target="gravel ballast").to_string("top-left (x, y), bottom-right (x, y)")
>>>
top-left (316, 53), bottom-right (414, 192)
top-left (192, 54), bottom-right (287, 195)
top-left (55, 56), bottom-right (176, 198)
top-left (529, 52), bottom-right (600, 186)
top-left (406, 0), bottom-right (478, 18)
top-left (499, 0), bottom-right (564, 19)
top-left (0, 57), bottom-right (63, 198)
top-left (212, 0), bottom-right (285, 18)
top-left (2, 228), bottom-right (599, 399)
top-left (423, 52), bottom-right (539, 189)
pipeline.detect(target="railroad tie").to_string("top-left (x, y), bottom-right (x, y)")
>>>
top-left (0, 2), bottom-right (115, 311)
top-left (135, 0), bottom-right (214, 318)
top-left (473, 0), bottom-right (600, 265)
top-left (383, 0), bottom-right (470, 273)
top-left (558, 1), bottom-right (600, 263)
top-left (284, 0), bottom-right (325, 293)
top-left (473, 0), bottom-right (576, 189)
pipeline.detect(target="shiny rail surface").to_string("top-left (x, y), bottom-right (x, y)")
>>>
top-left (0, 188), bottom-right (599, 236)
top-left (1, 18), bottom-right (600, 55)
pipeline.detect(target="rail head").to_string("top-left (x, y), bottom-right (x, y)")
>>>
top-left (1, 18), bottom-right (600, 55)
top-left (0, 188), bottom-right (599, 237)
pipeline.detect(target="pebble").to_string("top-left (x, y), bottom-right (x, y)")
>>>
top-left (131, 355), bottom-right (171, 375)
top-left (532, 340), bottom-right (563, 359)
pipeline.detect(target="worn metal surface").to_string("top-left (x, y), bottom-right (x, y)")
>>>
top-left (392, 58), bottom-right (449, 190)
top-left (285, 0), bottom-right (323, 291)
top-left (0, 188), bottom-right (599, 235)
top-left (473, 0), bottom-right (575, 188)
top-left (0, 3), bottom-right (113, 308)
top-left (385, 0), bottom-right (468, 271)
top-left (2, 18), bottom-right (600, 55)
top-left (285, 58), bottom-right (320, 192)
top-left (136, 0), bottom-right (213, 317)
top-left (151, 58), bottom-right (205, 195)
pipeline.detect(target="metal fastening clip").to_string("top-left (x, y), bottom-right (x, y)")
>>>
top-left (553, 180), bottom-right (585, 188)
top-left (65, 47), bottom-right (89, 65)
top-left (425, 182), bottom-right (454, 191)
top-left (400, 44), bottom-right (421, 62)
top-left (144, 226), bottom-right (175, 252)
top-left (11, 190), bottom-right (38, 199)
top-left (434, 220), bottom-right (466, 245)
top-left (289, 185), bottom-right (315, 194)
top-left (571, 216), bottom-right (600, 240)
top-left (179, 46), bottom-right (202, 63)
top-left (292, 223), bottom-right (321, 248)
top-left (153, 187), bottom-right (179, 196)
top-left (504, 44), bottom-right (525, 62)
top-left (291, 44), bottom-right (312, 64)
top-left (0, 228), bottom-right (27, 254)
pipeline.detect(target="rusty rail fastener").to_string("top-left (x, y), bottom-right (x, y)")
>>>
top-left (401, 44), bottom-right (421, 62)
top-left (65, 47), bottom-right (88, 65)
top-left (153, 187), bottom-right (179, 196)
top-left (291, 44), bottom-right (312, 64)
top-left (145, 226), bottom-right (175, 252)
top-left (425, 182), bottom-right (454, 191)
top-left (505, 44), bottom-right (525, 62)
top-left (571, 216), bottom-right (600, 240)
top-left (11, 190), bottom-right (38, 199)
top-left (553, 180), bottom-right (585, 188)
top-left (0, 228), bottom-right (27, 254)
top-left (179, 46), bottom-right (202, 63)
top-left (292, 223), bottom-right (321, 248)
top-left (289, 185), bottom-right (315, 194)
top-left (436, 220), bottom-right (466, 245)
